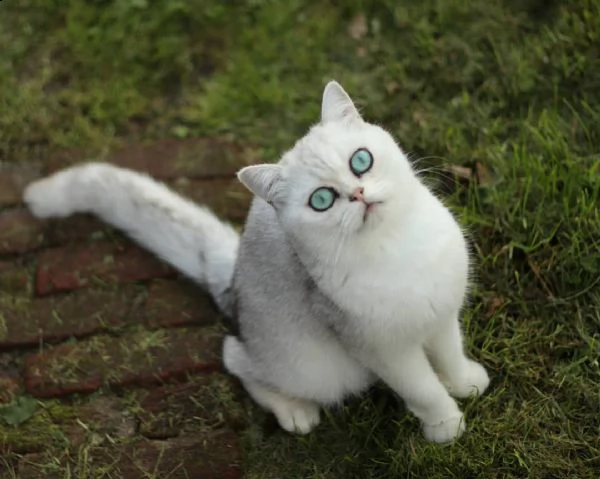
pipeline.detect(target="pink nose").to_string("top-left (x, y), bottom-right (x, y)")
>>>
top-left (350, 187), bottom-right (365, 202)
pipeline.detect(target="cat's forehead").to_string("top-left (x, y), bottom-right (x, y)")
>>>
top-left (283, 122), bottom-right (376, 178)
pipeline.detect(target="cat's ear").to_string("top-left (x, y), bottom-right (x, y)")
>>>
top-left (237, 164), bottom-right (283, 205)
top-left (321, 81), bottom-right (362, 124)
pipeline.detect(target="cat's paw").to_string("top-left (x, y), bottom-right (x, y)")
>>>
top-left (273, 399), bottom-right (321, 435)
top-left (422, 414), bottom-right (465, 443)
top-left (23, 175), bottom-right (73, 219)
top-left (443, 360), bottom-right (490, 398)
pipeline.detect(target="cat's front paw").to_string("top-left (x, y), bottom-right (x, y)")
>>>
top-left (273, 398), bottom-right (321, 435)
top-left (422, 414), bottom-right (465, 443)
top-left (443, 360), bottom-right (490, 399)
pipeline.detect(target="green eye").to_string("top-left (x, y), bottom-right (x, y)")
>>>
top-left (308, 187), bottom-right (337, 212)
top-left (349, 148), bottom-right (373, 176)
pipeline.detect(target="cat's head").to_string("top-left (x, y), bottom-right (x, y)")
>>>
top-left (237, 81), bottom-right (418, 253)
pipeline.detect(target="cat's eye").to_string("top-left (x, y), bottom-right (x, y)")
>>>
top-left (349, 148), bottom-right (373, 176)
top-left (308, 187), bottom-right (337, 212)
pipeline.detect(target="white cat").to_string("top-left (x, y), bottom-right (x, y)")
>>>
top-left (24, 81), bottom-right (489, 443)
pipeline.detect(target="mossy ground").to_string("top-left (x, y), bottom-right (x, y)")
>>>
top-left (1, 0), bottom-right (599, 477)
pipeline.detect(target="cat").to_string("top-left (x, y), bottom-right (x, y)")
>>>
top-left (23, 81), bottom-right (490, 443)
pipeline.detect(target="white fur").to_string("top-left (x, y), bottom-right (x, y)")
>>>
top-left (24, 81), bottom-right (489, 443)
top-left (224, 336), bottom-right (321, 434)
top-left (23, 163), bottom-right (239, 311)
top-left (231, 81), bottom-right (489, 442)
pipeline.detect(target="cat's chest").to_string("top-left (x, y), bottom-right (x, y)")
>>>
top-left (316, 234), bottom-right (467, 328)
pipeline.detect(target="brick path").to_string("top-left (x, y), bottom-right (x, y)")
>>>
top-left (0, 139), bottom-right (254, 478)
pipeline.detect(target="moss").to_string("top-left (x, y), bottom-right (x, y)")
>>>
top-left (207, 374), bottom-right (246, 428)
top-left (0, 268), bottom-right (32, 297)
top-left (0, 295), bottom-right (32, 341)
top-left (0, 400), bottom-right (73, 454)
top-left (0, 313), bottom-right (7, 341)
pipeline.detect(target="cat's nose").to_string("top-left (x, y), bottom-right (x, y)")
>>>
top-left (349, 187), bottom-right (365, 202)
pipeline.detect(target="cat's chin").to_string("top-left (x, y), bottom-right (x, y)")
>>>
top-left (363, 201), bottom-right (382, 220)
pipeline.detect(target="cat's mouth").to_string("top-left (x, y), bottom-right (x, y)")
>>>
top-left (363, 201), bottom-right (383, 222)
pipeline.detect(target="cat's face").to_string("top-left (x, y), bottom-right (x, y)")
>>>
top-left (238, 81), bottom-right (417, 253)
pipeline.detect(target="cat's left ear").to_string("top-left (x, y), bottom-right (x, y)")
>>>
top-left (321, 81), bottom-right (362, 124)
top-left (237, 164), bottom-right (283, 205)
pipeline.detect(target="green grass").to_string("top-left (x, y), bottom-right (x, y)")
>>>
top-left (1, 0), bottom-right (599, 477)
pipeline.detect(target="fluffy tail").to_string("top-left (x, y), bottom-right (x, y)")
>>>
top-left (23, 162), bottom-right (239, 315)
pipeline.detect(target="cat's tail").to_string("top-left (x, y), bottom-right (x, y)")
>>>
top-left (23, 162), bottom-right (239, 315)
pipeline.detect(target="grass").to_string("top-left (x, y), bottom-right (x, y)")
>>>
top-left (1, 0), bottom-right (599, 477)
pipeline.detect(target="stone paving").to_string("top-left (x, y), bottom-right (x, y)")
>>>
top-left (0, 139), bottom-right (254, 478)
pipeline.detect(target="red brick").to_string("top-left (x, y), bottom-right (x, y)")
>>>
top-left (48, 138), bottom-right (256, 179)
top-left (24, 327), bottom-right (222, 398)
top-left (35, 241), bottom-right (175, 295)
top-left (17, 432), bottom-right (241, 479)
top-left (170, 177), bottom-right (252, 223)
top-left (0, 209), bottom-right (44, 254)
top-left (0, 375), bottom-right (21, 405)
top-left (0, 174), bottom-right (20, 207)
top-left (43, 215), bottom-right (111, 245)
top-left (0, 163), bottom-right (41, 207)
top-left (101, 432), bottom-right (241, 479)
top-left (144, 280), bottom-right (218, 329)
top-left (136, 374), bottom-right (245, 438)
top-left (0, 286), bottom-right (144, 349)
top-left (64, 396), bottom-right (136, 449)
top-left (0, 261), bottom-right (31, 295)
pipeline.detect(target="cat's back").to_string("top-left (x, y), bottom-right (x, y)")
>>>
top-left (234, 197), bottom-right (311, 311)
top-left (237, 197), bottom-right (289, 269)
top-left (233, 197), bottom-right (346, 346)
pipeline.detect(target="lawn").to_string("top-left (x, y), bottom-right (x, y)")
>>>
top-left (1, 0), bottom-right (599, 477)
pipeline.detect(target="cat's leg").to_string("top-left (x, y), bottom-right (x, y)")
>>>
top-left (425, 317), bottom-right (490, 398)
top-left (242, 380), bottom-right (321, 434)
top-left (222, 336), bottom-right (321, 434)
top-left (370, 346), bottom-right (466, 443)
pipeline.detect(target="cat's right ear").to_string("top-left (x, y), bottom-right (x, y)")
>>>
top-left (321, 81), bottom-right (362, 124)
top-left (237, 164), bottom-right (283, 205)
